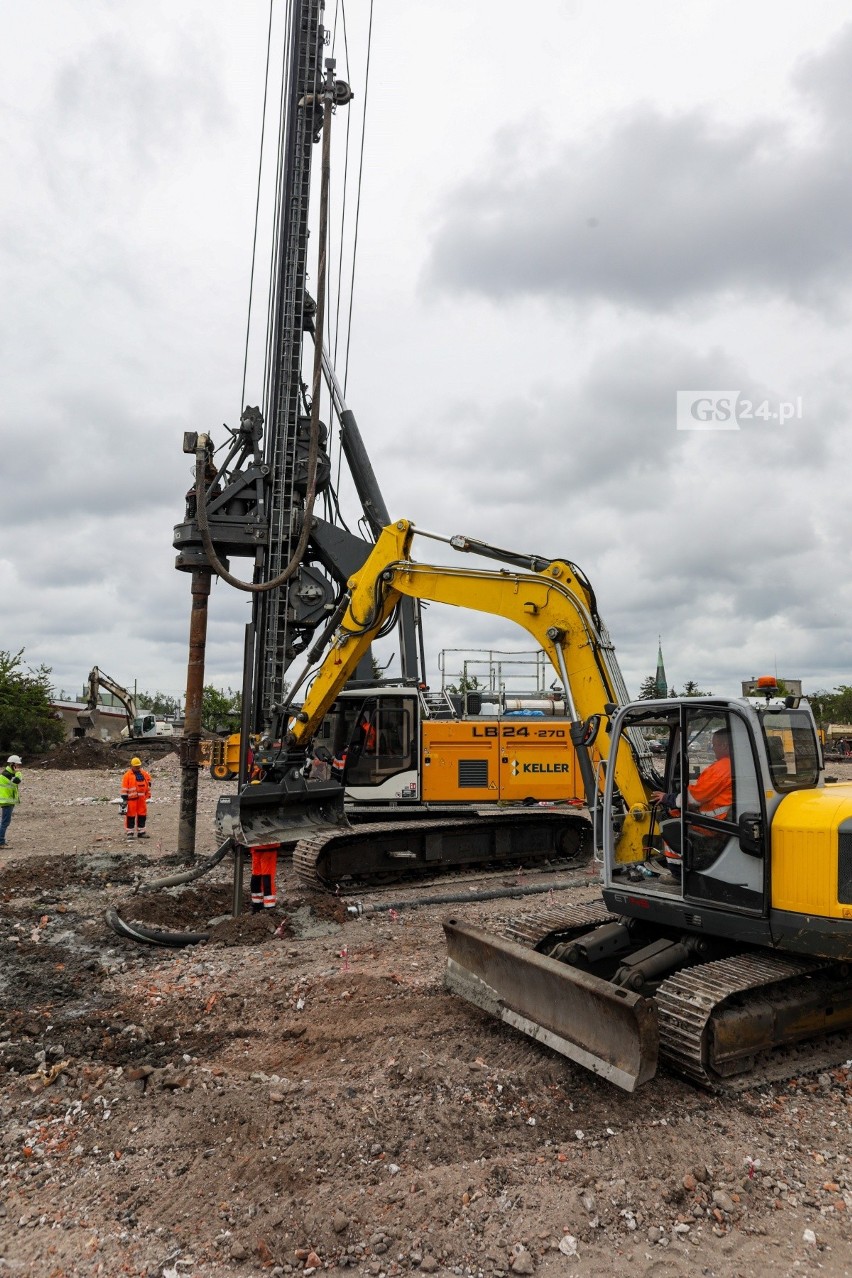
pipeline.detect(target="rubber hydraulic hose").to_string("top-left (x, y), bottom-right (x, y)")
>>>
top-left (344, 874), bottom-right (600, 916)
top-left (132, 839), bottom-right (232, 894)
top-left (105, 907), bottom-right (209, 949)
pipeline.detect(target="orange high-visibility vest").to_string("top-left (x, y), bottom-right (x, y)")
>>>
top-left (689, 757), bottom-right (733, 821)
top-left (121, 767), bottom-right (151, 801)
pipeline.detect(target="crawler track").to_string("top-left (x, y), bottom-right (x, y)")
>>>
top-left (292, 809), bottom-right (590, 890)
top-left (656, 954), bottom-right (852, 1090)
top-left (499, 898), bottom-right (616, 946)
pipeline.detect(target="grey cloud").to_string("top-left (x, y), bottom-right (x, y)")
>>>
top-left (387, 335), bottom-right (756, 512)
top-left (383, 345), bottom-right (850, 694)
top-left (49, 33), bottom-right (226, 179)
top-left (2, 395), bottom-right (186, 525)
top-left (425, 25), bottom-right (852, 312)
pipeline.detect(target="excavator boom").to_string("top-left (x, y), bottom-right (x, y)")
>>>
top-left (77, 667), bottom-right (138, 732)
top-left (216, 519), bottom-right (653, 852)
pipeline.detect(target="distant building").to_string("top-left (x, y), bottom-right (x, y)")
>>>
top-left (49, 699), bottom-right (127, 743)
top-left (740, 678), bottom-right (802, 698)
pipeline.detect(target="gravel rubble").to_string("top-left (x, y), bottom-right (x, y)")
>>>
top-left (1, 758), bottom-right (851, 1276)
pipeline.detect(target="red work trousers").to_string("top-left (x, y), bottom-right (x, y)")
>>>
top-left (125, 798), bottom-right (148, 834)
top-left (250, 845), bottom-right (278, 911)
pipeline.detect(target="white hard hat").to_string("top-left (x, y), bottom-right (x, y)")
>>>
top-left (7, 755), bottom-right (22, 766)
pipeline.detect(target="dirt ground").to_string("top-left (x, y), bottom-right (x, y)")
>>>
top-left (2, 753), bottom-right (852, 1278)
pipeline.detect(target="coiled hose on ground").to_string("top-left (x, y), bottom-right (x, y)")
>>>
top-left (105, 907), bottom-right (209, 948)
top-left (105, 839), bottom-right (233, 948)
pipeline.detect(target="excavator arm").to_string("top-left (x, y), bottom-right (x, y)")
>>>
top-left (77, 668), bottom-right (138, 733)
top-left (217, 519), bottom-right (656, 857)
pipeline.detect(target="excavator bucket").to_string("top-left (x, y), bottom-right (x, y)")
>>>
top-left (443, 920), bottom-right (659, 1092)
top-left (215, 775), bottom-right (349, 848)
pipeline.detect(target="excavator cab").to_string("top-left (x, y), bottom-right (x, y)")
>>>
top-left (318, 691), bottom-right (418, 800)
top-left (132, 712), bottom-right (159, 738)
top-left (603, 698), bottom-right (823, 928)
top-left (445, 694), bottom-right (850, 1092)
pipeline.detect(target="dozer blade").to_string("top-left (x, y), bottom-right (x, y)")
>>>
top-left (215, 776), bottom-right (349, 848)
top-left (443, 920), bottom-right (659, 1092)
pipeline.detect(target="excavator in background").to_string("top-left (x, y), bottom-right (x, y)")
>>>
top-left (76, 668), bottom-right (176, 750)
top-left (215, 517), bottom-right (638, 885)
top-left (203, 681), bottom-right (588, 807)
top-left (218, 518), bottom-right (852, 1092)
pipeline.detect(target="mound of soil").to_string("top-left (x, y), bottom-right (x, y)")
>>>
top-left (34, 737), bottom-right (176, 770)
top-left (207, 910), bottom-right (287, 945)
top-left (34, 738), bottom-right (123, 770)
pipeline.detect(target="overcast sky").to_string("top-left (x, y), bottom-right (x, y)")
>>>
top-left (3, 0), bottom-right (852, 708)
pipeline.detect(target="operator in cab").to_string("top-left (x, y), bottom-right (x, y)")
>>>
top-left (651, 727), bottom-right (733, 878)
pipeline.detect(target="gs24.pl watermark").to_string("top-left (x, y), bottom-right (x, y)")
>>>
top-left (676, 391), bottom-right (804, 431)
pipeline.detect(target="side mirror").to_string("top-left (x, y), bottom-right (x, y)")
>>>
top-left (738, 812), bottom-right (764, 857)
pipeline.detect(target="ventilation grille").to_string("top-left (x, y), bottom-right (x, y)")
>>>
top-left (839, 832), bottom-right (852, 905)
top-left (458, 759), bottom-right (489, 788)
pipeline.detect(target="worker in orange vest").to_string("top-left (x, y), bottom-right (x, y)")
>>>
top-left (120, 757), bottom-right (152, 840)
top-left (360, 714), bottom-right (377, 752)
top-left (250, 842), bottom-right (279, 912)
top-left (652, 728), bottom-right (733, 878)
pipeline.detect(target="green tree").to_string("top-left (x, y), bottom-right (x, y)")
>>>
top-left (138, 690), bottom-right (180, 716)
top-left (807, 686), bottom-right (852, 727)
top-left (638, 676), bottom-right (711, 699)
top-left (678, 680), bottom-right (711, 697)
top-left (201, 685), bottom-right (242, 732)
top-left (446, 674), bottom-right (482, 695)
top-left (0, 649), bottom-right (65, 755)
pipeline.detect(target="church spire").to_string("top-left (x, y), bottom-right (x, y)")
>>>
top-left (655, 638), bottom-right (668, 699)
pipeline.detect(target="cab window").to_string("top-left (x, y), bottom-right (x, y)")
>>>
top-left (683, 710), bottom-right (760, 826)
top-left (761, 709), bottom-right (820, 792)
top-left (324, 699), bottom-right (416, 784)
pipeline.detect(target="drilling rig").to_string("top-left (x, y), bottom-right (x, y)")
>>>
top-left (172, 1), bottom-right (419, 851)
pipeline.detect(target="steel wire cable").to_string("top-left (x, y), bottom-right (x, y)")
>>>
top-left (240, 0), bottom-right (277, 416)
top-left (343, 0), bottom-right (374, 397)
top-left (331, 0), bottom-right (352, 369)
top-left (195, 29), bottom-right (336, 595)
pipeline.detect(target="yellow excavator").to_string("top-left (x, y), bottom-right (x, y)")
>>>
top-left (214, 517), bottom-right (610, 884)
top-left (217, 517), bottom-right (852, 1091)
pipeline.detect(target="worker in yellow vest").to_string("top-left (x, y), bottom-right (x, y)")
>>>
top-left (0, 755), bottom-right (23, 847)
